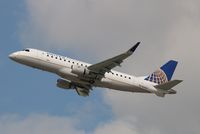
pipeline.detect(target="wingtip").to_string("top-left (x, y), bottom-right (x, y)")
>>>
top-left (129, 42), bottom-right (140, 53)
top-left (136, 41), bottom-right (141, 45)
top-left (178, 80), bottom-right (183, 83)
top-left (173, 79), bottom-right (183, 84)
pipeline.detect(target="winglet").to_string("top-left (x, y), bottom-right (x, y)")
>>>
top-left (127, 42), bottom-right (140, 54)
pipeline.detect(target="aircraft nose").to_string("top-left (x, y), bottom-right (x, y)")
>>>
top-left (9, 52), bottom-right (18, 60)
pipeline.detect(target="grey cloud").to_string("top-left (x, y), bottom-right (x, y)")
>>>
top-left (20, 0), bottom-right (182, 59)
top-left (19, 0), bottom-right (200, 134)
top-left (102, 13), bottom-right (200, 133)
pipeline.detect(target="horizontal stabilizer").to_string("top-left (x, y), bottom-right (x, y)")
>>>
top-left (155, 80), bottom-right (183, 90)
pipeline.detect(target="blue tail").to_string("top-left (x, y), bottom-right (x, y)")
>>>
top-left (145, 60), bottom-right (178, 84)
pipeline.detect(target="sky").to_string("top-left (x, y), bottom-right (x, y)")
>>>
top-left (0, 0), bottom-right (200, 134)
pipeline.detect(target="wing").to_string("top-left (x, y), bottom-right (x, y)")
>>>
top-left (88, 42), bottom-right (140, 75)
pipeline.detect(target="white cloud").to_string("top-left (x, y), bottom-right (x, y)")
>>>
top-left (0, 114), bottom-right (160, 134)
top-left (0, 114), bottom-right (84, 134)
top-left (94, 120), bottom-right (140, 134)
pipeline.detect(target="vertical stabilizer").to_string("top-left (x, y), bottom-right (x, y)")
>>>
top-left (145, 60), bottom-right (178, 84)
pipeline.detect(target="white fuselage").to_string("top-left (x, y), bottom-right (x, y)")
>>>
top-left (9, 48), bottom-right (158, 94)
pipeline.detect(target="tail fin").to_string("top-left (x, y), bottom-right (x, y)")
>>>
top-left (145, 60), bottom-right (178, 84)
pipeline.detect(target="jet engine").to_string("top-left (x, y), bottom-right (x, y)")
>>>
top-left (71, 65), bottom-right (90, 76)
top-left (56, 78), bottom-right (72, 89)
top-left (57, 78), bottom-right (90, 96)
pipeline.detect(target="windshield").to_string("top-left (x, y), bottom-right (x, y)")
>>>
top-left (23, 49), bottom-right (30, 52)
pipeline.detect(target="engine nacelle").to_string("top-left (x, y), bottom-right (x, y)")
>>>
top-left (71, 65), bottom-right (90, 76)
top-left (56, 78), bottom-right (72, 89)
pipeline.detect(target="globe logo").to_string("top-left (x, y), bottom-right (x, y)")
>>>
top-left (145, 69), bottom-right (168, 84)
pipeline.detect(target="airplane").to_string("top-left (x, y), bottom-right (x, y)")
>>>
top-left (9, 42), bottom-right (182, 97)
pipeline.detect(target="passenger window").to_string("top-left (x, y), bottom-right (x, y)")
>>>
top-left (129, 77), bottom-right (131, 79)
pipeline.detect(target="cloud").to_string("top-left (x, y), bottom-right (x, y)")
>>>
top-left (102, 7), bottom-right (200, 133)
top-left (18, 0), bottom-right (200, 134)
top-left (20, 0), bottom-right (182, 59)
top-left (102, 9), bottom-right (200, 133)
top-left (94, 120), bottom-right (140, 134)
top-left (0, 114), bottom-right (84, 134)
top-left (0, 114), bottom-right (159, 134)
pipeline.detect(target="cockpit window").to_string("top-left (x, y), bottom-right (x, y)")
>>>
top-left (23, 49), bottom-right (30, 52)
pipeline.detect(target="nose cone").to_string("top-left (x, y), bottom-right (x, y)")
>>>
top-left (9, 52), bottom-right (18, 60)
